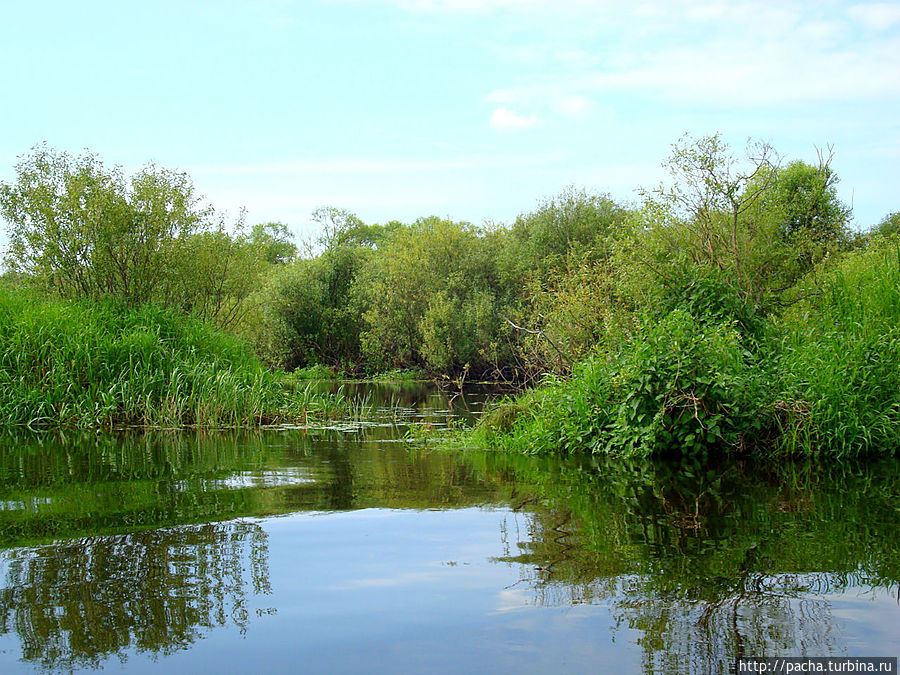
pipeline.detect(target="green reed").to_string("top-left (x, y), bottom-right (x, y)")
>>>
top-left (0, 287), bottom-right (338, 429)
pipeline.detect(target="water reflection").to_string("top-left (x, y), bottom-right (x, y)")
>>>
top-left (0, 520), bottom-right (270, 671)
top-left (0, 388), bottom-right (897, 672)
top-left (487, 453), bottom-right (900, 671)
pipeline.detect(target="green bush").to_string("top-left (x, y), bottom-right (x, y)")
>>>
top-left (478, 310), bottom-right (765, 457)
top-left (658, 265), bottom-right (765, 342)
top-left (357, 217), bottom-right (506, 374)
top-left (602, 310), bottom-right (765, 456)
top-left (0, 145), bottom-right (270, 330)
top-left (255, 244), bottom-right (369, 371)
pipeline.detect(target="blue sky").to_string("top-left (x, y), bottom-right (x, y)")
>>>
top-left (1, 0), bottom-right (898, 248)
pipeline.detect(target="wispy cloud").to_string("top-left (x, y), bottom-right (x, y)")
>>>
top-left (480, 1), bottom-right (900, 114)
top-left (392, 0), bottom-right (583, 12)
top-left (552, 95), bottom-right (592, 119)
top-left (489, 107), bottom-right (542, 130)
top-left (847, 2), bottom-right (900, 30)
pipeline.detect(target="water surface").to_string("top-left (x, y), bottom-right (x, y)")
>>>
top-left (0, 382), bottom-right (897, 673)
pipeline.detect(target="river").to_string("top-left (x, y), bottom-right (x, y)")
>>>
top-left (0, 382), bottom-right (897, 673)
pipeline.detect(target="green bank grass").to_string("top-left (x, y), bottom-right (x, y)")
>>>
top-left (772, 239), bottom-right (900, 456)
top-left (0, 287), bottom-right (329, 429)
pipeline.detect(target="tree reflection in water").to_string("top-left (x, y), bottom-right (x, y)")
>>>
top-left (0, 422), bottom-right (896, 672)
top-left (0, 520), bottom-right (271, 670)
top-left (487, 452), bottom-right (900, 674)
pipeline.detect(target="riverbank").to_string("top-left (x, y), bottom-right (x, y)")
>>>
top-left (0, 286), bottom-right (337, 429)
top-left (470, 239), bottom-right (900, 459)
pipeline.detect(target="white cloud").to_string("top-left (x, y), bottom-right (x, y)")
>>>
top-left (847, 3), bottom-right (900, 30)
top-left (393, 0), bottom-right (539, 12)
top-left (482, 1), bottom-right (900, 111)
top-left (490, 107), bottom-right (542, 130)
top-left (392, 0), bottom-right (600, 12)
top-left (552, 95), bottom-right (592, 119)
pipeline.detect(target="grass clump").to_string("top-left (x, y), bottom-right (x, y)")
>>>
top-left (0, 287), bottom-right (324, 429)
top-left (772, 241), bottom-right (900, 456)
top-left (290, 363), bottom-right (339, 380)
top-left (366, 367), bottom-right (430, 382)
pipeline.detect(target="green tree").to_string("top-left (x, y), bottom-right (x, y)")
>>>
top-left (257, 242), bottom-right (371, 370)
top-left (356, 217), bottom-right (505, 373)
top-left (628, 134), bottom-right (852, 314)
top-left (0, 145), bottom-right (265, 328)
top-left (0, 145), bottom-right (206, 304)
top-left (771, 156), bottom-right (851, 243)
top-left (249, 222), bottom-right (297, 265)
top-left (501, 187), bottom-right (628, 282)
top-left (871, 211), bottom-right (900, 238)
top-left (312, 206), bottom-right (401, 250)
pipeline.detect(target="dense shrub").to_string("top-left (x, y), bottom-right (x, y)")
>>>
top-left (477, 309), bottom-right (765, 457)
top-left (356, 217), bottom-right (507, 374)
top-left (256, 244), bottom-right (369, 371)
top-left (0, 146), bottom-right (273, 330)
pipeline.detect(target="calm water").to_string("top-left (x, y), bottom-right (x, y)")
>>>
top-left (0, 383), bottom-right (897, 673)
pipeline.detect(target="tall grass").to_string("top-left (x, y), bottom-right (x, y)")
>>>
top-left (0, 287), bottom-right (328, 429)
top-left (772, 240), bottom-right (900, 456)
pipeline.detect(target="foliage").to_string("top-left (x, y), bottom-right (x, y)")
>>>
top-left (471, 135), bottom-right (884, 459)
top-left (313, 206), bottom-right (400, 250)
top-left (0, 145), bottom-right (270, 328)
top-left (770, 158), bottom-right (852, 243)
top-left (3, 135), bottom-right (895, 457)
top-left (290, 363), bottom-right (339, 380)
top-left (871, 211), bottom-right (900, 238)
top-left (0, 286), bottom-right (335, 429)
top-left (632, 135), bottom-right (852, 314)
top-left (256, 242), bottom-right (371, 370)
top-left (656, 264), bottom-right (765, 341)
top-left (772, 240), bottom-right (900, 456)
top-left (356, 217), bottom-right (507, 373)
top-left (500, 186), bottom-right (628, 280)
top-left (250, 222), bottom-right (297, 265)
top-left (477, 309), bottom-right (765, 457)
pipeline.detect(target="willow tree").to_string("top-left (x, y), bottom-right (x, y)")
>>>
top-left (0, 145), bottom-right (267, 328)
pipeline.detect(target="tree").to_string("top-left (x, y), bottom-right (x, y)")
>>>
top-left (312, 206), bottom-right (400, 251)
top-left (0, 145), bottom-right (264, 328)
top-left (256, 237), bottom-right (373, 370)
top-left (871, 211), bottom-right (900, 238)
top-left (502, 187), bottom-right (628, 281)
top-left (0, 144), bottom-right (207, 305)
top-left (356, 217), bottom-right (504, 373)
top-left (632, 134), bottom-right (852, 313)
top-left (249, 222), bottom-right (297, 265)
top-left (771, 156), bottom-right (851, 244)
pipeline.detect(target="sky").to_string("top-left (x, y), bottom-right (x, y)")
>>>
top-left (1, 0), bottom-right (898, 249)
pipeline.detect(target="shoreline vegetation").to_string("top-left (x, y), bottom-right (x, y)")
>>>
top-left (0, 288), bottom-right (342, 429)
top-left (472, 241), bottom-right (900, 459)
top-left (1, 136), bottom-right (899, 457)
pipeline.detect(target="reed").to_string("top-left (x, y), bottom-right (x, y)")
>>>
top-left (772, 240), bottom-right (900, 456)
top-left (0, 287), bottom-right (333, 429)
